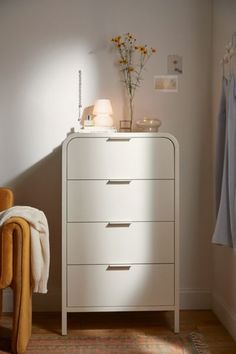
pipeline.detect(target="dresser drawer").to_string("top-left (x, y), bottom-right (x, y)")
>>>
top-left (67, 222), bottom-right (174, 264)
top-left (67, 180), bottom-right (174, 222)
top-left (67, 264), bottom-right (174, 307)
top-left (67, 137), bottom-right (174, 180)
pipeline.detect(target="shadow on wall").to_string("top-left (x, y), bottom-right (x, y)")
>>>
top-left (7, 145), bottom-right (62, 311)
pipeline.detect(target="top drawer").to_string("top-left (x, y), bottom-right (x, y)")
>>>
top-left (67, 137), bottom-right (174, 180)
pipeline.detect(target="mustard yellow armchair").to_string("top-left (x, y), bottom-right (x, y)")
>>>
top-left (0, 188), bottom-right (32, 354)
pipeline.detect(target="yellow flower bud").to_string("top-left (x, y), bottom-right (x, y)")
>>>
top-left (128, 66), bottom-right (134, 72)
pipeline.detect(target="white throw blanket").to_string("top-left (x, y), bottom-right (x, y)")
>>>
top-left (0, 206), bottom-right (50, 293)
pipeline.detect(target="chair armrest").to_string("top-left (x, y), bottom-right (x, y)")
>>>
top-left (0, 216), bottom-right (32, 354)
top-left (0, 188), bottom-right (14, 211)
top-left (0, 217), bottom-right (30, 289)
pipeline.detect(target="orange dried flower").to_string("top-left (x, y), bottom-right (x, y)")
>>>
top-left (111, 33), bottom-right (156, 128)
top-left (111, 35), bottom-right (121, 43)
top-left (119, 59), bottom-right (127, 65)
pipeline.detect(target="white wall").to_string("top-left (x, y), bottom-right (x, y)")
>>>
top-left (212, 0), bottom-right (236, 340)
top-left (0, 0), bottom-right (213, 311)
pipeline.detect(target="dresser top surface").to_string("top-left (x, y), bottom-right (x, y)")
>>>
top-left (63, 131), bottom-right (178, 148)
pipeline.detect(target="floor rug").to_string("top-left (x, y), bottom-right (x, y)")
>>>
top-left (0, 328), bottom-right (210, 354)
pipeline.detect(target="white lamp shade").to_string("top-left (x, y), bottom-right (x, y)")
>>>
top-left (93, 99), bottom-right (113, 115)
top-left (93, 99), bottom-right (114, 127)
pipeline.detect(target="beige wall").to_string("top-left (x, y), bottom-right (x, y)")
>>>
top-left (0, 0), bottom-right (213, 310)
top-left (212, 0), bottom-right (236, 340)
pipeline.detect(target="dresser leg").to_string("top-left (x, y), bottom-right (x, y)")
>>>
top-left (62, 310), bottom-right (67, 335)
top-left (174, 309), bottom-right (180, 333)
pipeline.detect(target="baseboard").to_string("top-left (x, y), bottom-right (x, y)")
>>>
top-left (180, 288), bottom-right (212, 309)
top-left (212, 293), bottom-right (236, 340)
top-left (2, 287), bottom-right (212, 312)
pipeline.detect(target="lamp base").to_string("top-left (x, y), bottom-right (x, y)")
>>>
top-left (94, 115), bottom-right (113, 127)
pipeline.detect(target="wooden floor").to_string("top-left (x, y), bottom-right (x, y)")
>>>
top-left (1, 310), bottom-right (236, 353)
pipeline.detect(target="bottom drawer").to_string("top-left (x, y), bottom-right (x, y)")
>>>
top-left (67, 264), bottom-right (174, 307)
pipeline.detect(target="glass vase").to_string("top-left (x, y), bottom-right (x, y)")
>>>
top-left (129, 96), bottom-right (134, 131)
top-left (119, 95), bottom-right (134, 132)
top-left (119, 119), bottom-right (132, 132)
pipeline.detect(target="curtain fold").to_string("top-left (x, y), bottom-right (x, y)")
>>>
top-left (212, 75), bottom-right (236, 249)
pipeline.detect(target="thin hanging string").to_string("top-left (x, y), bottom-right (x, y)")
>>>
top-left (78, 70), bottom-right (82, 122)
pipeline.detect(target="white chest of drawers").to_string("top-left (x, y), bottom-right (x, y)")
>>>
top-left (62, 132), bottom-right (179, 335)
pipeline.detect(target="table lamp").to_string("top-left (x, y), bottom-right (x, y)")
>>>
top-left (93, 99), bottom-right (113, 127)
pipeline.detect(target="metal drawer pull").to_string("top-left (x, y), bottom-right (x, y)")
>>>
top-left (106, 222), bottom-right (131, 228)
top-left (106, 138), bottom-right (131, 142)
top-left (106, 265), bottom-right (131, 271)
top-left (106, 180), bottom-right (131, 185)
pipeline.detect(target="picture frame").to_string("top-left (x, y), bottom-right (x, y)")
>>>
top-left (154, 75), bottom-right (178, 92)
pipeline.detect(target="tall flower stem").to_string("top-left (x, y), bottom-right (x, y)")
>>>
top-left (111, 33), bottom-right (156, 130)
top-left (129, 96), bottom-right (134, 130)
